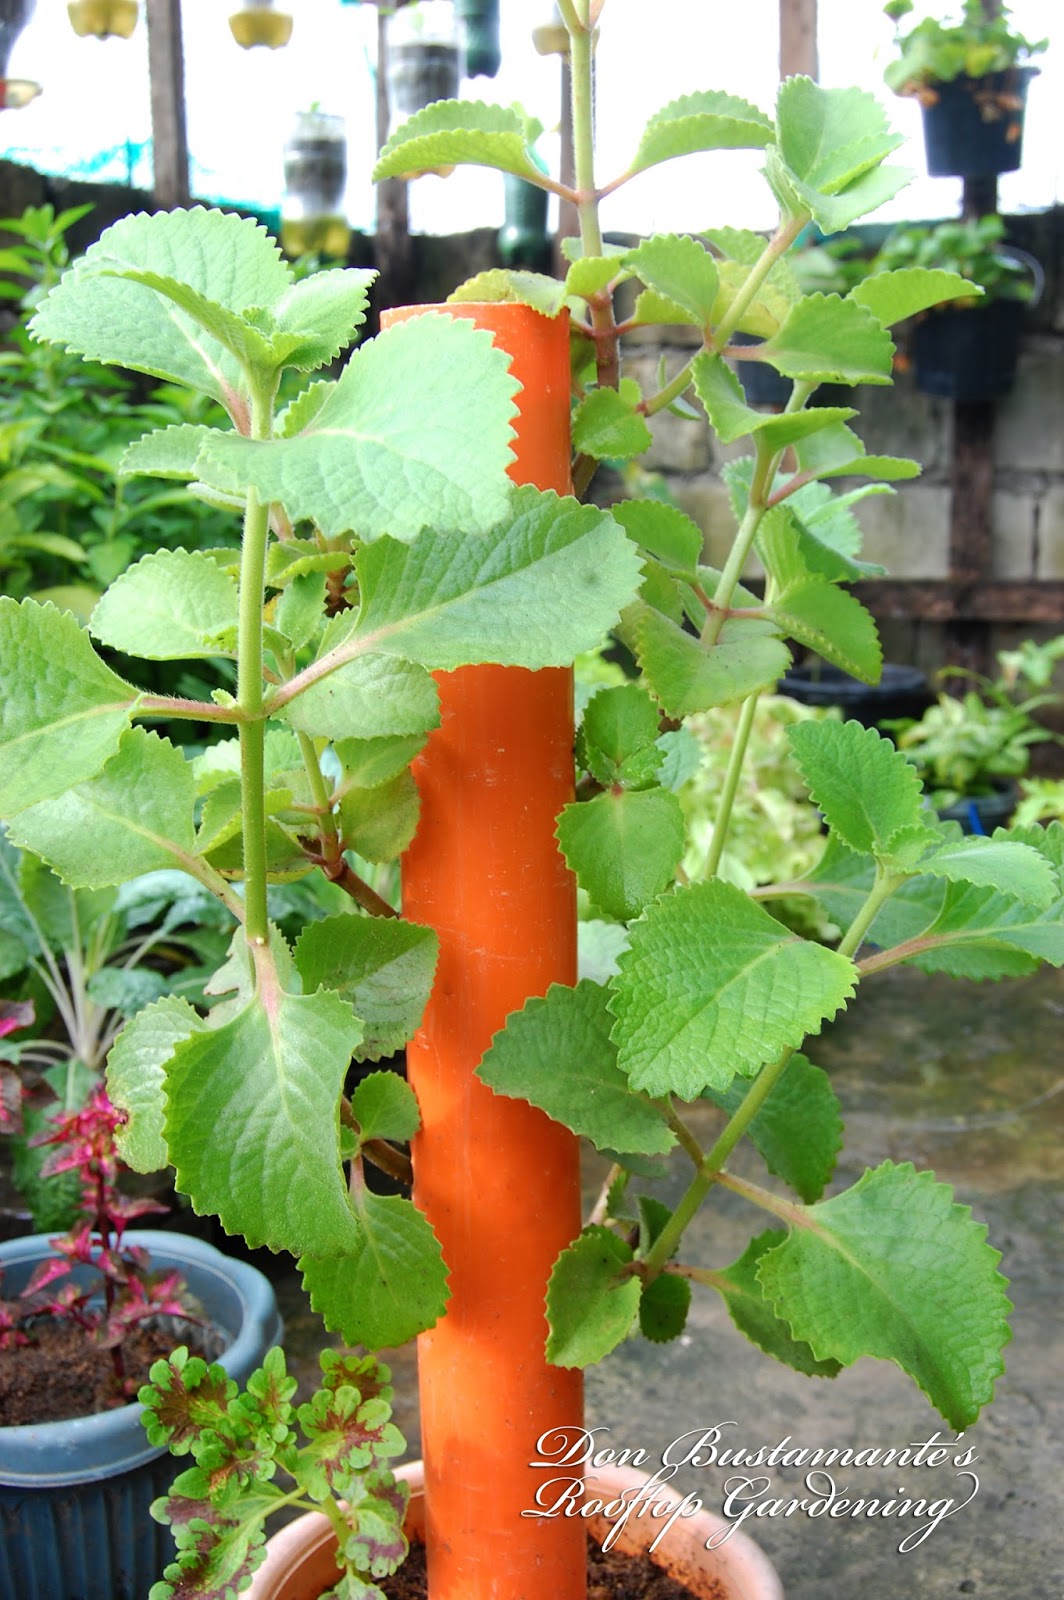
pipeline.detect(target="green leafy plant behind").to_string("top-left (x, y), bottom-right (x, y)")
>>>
top-left (883, 0), bottom-right (1047, 100)
top-left (874, 213), bottom-right (1035, 304)
top-left (2, 11), bottom-right (1061, 1596)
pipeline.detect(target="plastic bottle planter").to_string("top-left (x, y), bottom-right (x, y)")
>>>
top-left (455, 0), bottom-right (500, 79)
top-left (499, 171), bottom-right (552, 274)
top-left (245, 1462), bottom-right (784, 1600)
top-left (67, 0), bottom-right (138, 39)
top-left (229, 0), bottom-right (293, 50)
top-left (911, 296), bottom-right (1026, 404)
top-left (920, 67), bottom-right (1036, 178)
top-left (281, 109), bottom-right (350, 261)
top-left (386, 1), bottom-right (460, 122)
top-left (0, 1231), bottom-right (283, 1600)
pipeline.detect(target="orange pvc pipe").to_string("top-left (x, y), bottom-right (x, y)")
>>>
top-left (386, 302), bottom-right (585, 1600)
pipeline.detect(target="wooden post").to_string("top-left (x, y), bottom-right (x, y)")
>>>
top-left (779, 0), bottom-right (817, 79)
top-left (145, 0), bottom-right (189, 209)
top-left (390, 302), bottom-right (586, 1600)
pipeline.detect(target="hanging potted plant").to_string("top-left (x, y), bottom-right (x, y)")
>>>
top-left (228, 0), bottom-right (293, 51)
top-left (882, 0), bottom-right (1048, 177)
top-left (11, 7), bottom-right (1064, 1597)
top-left (386, 1), bottom-right (460, 123)
top-left (875, 212), bottom-right (1041, 401)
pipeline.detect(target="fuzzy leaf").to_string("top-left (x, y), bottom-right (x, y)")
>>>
top-left (623, 235), bottom-right (719, 327)
top-left (716, 1232), bottom-right (842, 1377)
top-left (339, 771), bottom-right (420, 864)
top-left (373, 99), bottom-right (545, 182)
top-left (8, 729), bottom-right (196, 888)
top-left (315, 486), bottom-right (642, 673)
top-left (901, 879), bottom-right (1064, 980)
top-left (447, 269), bottom-right (567, 318)
top-left (556, 788), bottom-right (686, 921)
top-left (333, 735), bottom-right (427, 792)
top-left (850, 267), bottom-right (976, 327)
top-left (639, 1274), bottom-right (691, 1344)
top-left (197, 316), bottom-right (519, 541)
top-left (0, 598), bottom-right (135, 816)
top-left (301, 1192), bottom-right (449, 1350)
top-left (793, 420), bottom-right (920, 483)
top-left (788, 719), bottom-right (930, 864)
top-left (911, 834), bottom-right (1056, 907)
top-left (295, 915), bottom-right (438, 1063)
top-left (768, 579), bottom-right (882, 685)
top-left (271, 267), bottom-right (376, 368)
top-left (609, 880), bottom-right (856, 1098)
top-left (545, 1227), bottom-right (641, 1367)
top-left (758, 294), bottom-right (895, 386)
top-left (578, 682), bottom-right (664, 789)
top-left (756, 1162), bottom-right (1012, 1428)
top-left (694, 354), bottom-right (854, 445)
top-left (277, 654), bottom-right (439, 744)
top-left (608, 501), bottom-right (702, 572)
top-left (120, 422), bottom-right (217, 481)
top-left (350, 1073), bottom-right (421, 1145)
top-left (629, 91), bottom-right (774, 176)
top-left (704, 1053), bottom-right (843, 1203)
top-left (91, 549), bottom-right (239, 662)
top-left (107, 995), bottom-right (207, 1173)
top-left (768, 81), bottom-right (911, 233)
top-left (165, 985), bottom-right (363, 1255)
top-left (30, 208), bottom-right (290, 404)
top-left (477, 979), bottom-right (675, 1156)
top-left (636, 606), bottom-right (791, 717)
top-left (571, 389), bottom-right (653, 461)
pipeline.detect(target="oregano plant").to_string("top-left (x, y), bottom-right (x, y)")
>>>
top-left (2, 2), bottom-right (1061, 1594)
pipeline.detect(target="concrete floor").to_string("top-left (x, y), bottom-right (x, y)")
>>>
top-left (272, 963), bottom-right (1064, 1599)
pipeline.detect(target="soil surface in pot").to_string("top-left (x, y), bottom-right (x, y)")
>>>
top-left (0, 1317), bottom-right (208, 1424)
top-left (380, 1536), bottom-right (713, 1600)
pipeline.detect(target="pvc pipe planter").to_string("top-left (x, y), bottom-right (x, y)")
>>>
top-left (0, 1230), bottom-right (283, 1600)
top-left (383, 302), bottom-right (586, 1600)
top-left (246, 1461), bottom-right (785, 1600)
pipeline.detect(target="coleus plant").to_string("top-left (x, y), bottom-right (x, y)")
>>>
top-left (1, 0), bottom-right (1061, 1593)
top-left (0, 1086), bottom-right (189, 1398)
top-left (140, 1347), bottom-right (409, 1600)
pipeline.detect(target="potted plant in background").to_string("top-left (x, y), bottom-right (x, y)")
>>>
top-left (883, 0), bottom-right (1047, 177)
top-left (0, 1075), bottom-right (282, 1600)
top-left (874, 212), bottom-right (1040, 401)
top-left (6, 7), bottom-right (1064, 1599)
top-left (887, 632), bottom-right (1064, 832)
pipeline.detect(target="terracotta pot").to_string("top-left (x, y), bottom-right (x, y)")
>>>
top-left (246, 1461), bottom-right (784, 1600)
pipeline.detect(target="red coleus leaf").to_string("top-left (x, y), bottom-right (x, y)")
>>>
top-left (21, 1254), bottom-right (75, 1297)
top-left (0, 998), bottom-right (34, 1040)
top-left (141, 1348), bottom-right (236, 1453)
top-left (0, 1065), bottom-right (23, 1134)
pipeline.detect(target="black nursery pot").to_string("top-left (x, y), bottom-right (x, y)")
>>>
top-left (779, 663), bottom-right (933, 729)
top-left (937, 780), bottom-right (1019, 835)
top-left (920, 68), bottom-right (1035, 178)
top-left (730, 331), bottom-right (794, 408)
top-left (911, 297), bottom-right (1026, 404)
top-left (0, 1232), bottom-right (283, 1600)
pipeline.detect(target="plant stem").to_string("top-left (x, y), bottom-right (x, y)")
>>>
top-left (714, 1167), bottom-right (812, 1229)
top-left (704, 690), bottom-right (761, 878)
top-left (836, 865), bottom-right (900, 961)
top-left (296, 731), bottom-right (342, 864)
top-left (237, 380), bottom-right (277, 949)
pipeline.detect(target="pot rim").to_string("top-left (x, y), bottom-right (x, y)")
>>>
top-left (0, 1230), bottom-right (282, 1487)
top-left (246, 1460), bottom-right (785, 1600)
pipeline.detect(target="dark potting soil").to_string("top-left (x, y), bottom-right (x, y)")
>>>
top-left (0, 1317), bottom-right (206, 1424)
top-left (380, 1535), bottom-right (716, 1600)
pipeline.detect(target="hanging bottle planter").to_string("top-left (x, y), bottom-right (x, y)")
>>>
top-left (280, 109), bottom-right (351, 261)
top-left (386, 0), bottom-right (460, 123)
top-left (67, 0), bottom-right (137, 39)
top-left (454, 0), bottom-right (499, 78)
top-left (499, 168), bottom-right (551, 274)
top-left (229, 0), bottom-right (292, 51)
top-left (0, 0), bottom-right (38, 104)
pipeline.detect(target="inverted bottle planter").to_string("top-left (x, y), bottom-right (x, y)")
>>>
top-left (67, 0), bottom-right (138, 39)
top-left (229, 0), bottom-right (293, 50)
top-left (0, 1230), bottom-right (283, 1600)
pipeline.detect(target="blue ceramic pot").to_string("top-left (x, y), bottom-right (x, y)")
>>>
top-left (0, 1230), bottom-right (282, 1600)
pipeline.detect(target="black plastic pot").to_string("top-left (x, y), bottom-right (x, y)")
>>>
top-left (937, 780), bottom-right (1018, 835)
top-left (911, 296), bottom-right (1026, 404)
top-left (920, 68), bottom-right (1035, 178)
top-left (0, 1231), bottom-right (282, 1600)
top-left (779, 663), bottom-right (933, 729)
top-left (729, 331), bottom-right (793, 408)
